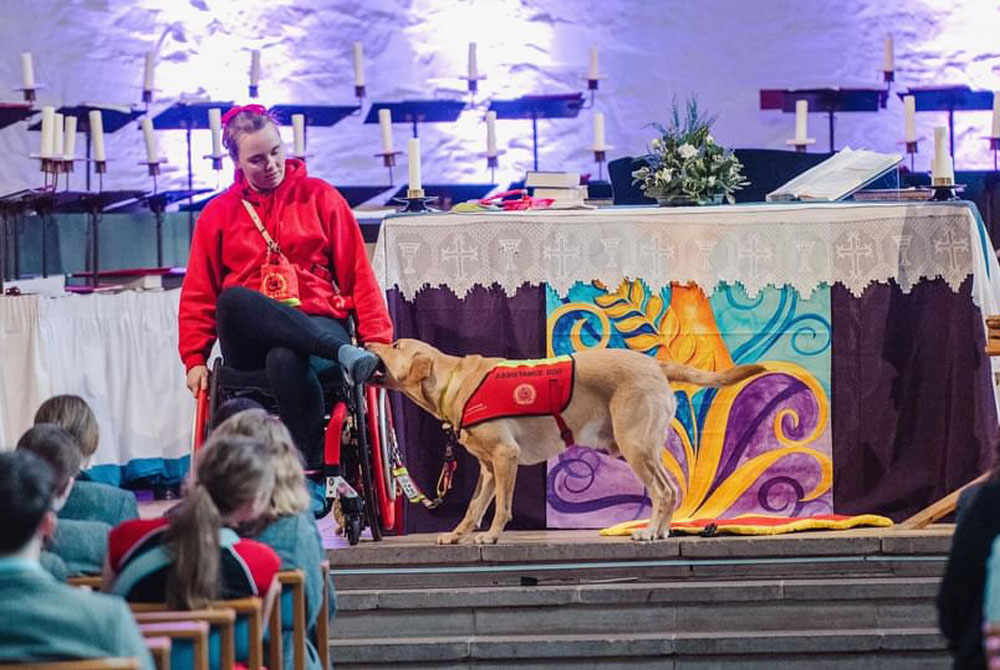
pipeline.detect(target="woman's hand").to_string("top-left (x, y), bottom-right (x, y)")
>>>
top-left (186, 365), bottom-right (209, 397)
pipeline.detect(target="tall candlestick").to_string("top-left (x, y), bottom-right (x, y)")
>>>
top-left (904, 95), bottom-right (916, 143)
top-left (141, 117), bottom-right (159, 163)
top-left (378, 108), bottom-right (393, 153)
top-left (52, 113), bottom-right (64, 159)
top-left (883, 34), bottom-right (894, 72)
top-left (992, 92), bottom-right (1000, 138)
top-left (250, 49), bottom-right (261, 87)
top-left (292, 114), bottom-right (305, 156)
top-left (208, 107), bottom-right (222, 156)
top-left (20, 52), bottom-right (35, 90)
top-left (408, 137), bottom-right (422, 193)
top-left (467, 42), bottom-right (479, 81)
top-left (486, 110), bottom-right (497, 156)
top-left (353, 41), bottom-right (365, 87)
top-left (89, 110), bottom-right (106, 162)
top-left (588, 46), bottom-right (599, 80)
top-left (63, 115), bottom-right (77, 160)
top-left (39, 106), bottom-right (55, 158)
top-left (932, 125), bottom-right (953, 184)
top-left (593, 112), bottom-right (607, 151)
top-left (143, 51), bottom-right (155, 96)
top-left (794, 99), bottom-right (808, 143)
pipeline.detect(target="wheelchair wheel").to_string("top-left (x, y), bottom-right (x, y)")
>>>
top-left (352, 384), bottom-right (383, 542)
top-left (365, 387), bottom-right (396, 532)
top-left (346, 515), bottom-right (362, 546)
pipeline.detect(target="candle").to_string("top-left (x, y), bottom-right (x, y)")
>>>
top-left (141, 117), bottom-right (158, 163)
top-left (378, 108), bottom-right (393, 153)
top-left (63, 115), bottom-right (77, 160)
top-left (143, 51), bottom-right (155, 93)
top-left (89, 110), bottom-right (106, 162)
top-left (904, 95), bottom-right (916, 143)
top-left (250, 49), bottom-right (261, 88)
top-left (208, 107), bottom-right (222, 156)
top-left (20, 52), bottom-right (35, 90)
top-left (588, 46), bottom-right (599, 80)
top-left (992, 92), bottom-right (1000, 138)
top-left (39, 106), bottom-right (55, 158)
top-left (794, 99), bottom-right (808, 143)
top-left (593, 112), bottom-right (606, 151)
top-left (467, 42), bottom-right (478, 81)
top-left (408, 137), bottom-right (421, 192)
top-left (486, 110), bottom-right (497, 156)
top-left (52, 113), bottom-right (64, 158)
top-left (883, 34), bottom-right (894, 72)
top-left (292, 113), bottom-right (305, 156)
top-left (353, 41), bottom-right (365, 87)
top-left (932, 125), bottom-right (953, 184)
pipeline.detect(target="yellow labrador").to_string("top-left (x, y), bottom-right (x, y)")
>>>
top-left (368, 339), bottom-right (763, 544)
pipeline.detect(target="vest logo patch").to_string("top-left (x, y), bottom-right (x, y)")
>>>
top-left (513, 383), bottom-right (537, 406)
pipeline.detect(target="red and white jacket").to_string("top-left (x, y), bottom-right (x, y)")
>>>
top-left (178, 159), bottom-right (393, 371)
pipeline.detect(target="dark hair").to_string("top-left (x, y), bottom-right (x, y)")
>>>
top-left (164, 434), bottom-right (275, 609)
top-left (212, 397), bottom-right (265, 428)
top-left (0, 451), bottom-right (55, 554)
top-left (16, 424), bottom-right (82, 496)
top-left (34, 394), bottom-right (100, 459)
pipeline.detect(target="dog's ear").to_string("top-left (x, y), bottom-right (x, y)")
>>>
top-left (406, 351), bottom-right (434, 383)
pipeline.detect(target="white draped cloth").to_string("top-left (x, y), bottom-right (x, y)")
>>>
top-left (0, 289), bottom-right (192, 477)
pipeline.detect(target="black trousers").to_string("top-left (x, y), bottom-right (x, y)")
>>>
top-left (216, 286), bottom-right (350, 469)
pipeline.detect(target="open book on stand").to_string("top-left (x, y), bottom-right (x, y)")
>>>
top-left (766, 147), bottom-right (902, 202)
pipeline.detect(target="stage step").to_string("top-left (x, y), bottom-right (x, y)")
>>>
top-left (332, 628), bottom-right (948, 669)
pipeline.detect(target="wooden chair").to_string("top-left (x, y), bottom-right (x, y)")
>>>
top-left (67, 575), bottom-right (103, 589)
top-left (316, 561), bottom-right (331, 670)
top-left (275, 569), bottom-right (307, 670)
top-left (143, 636), bottom-right (172, 670)
top-left (134, 609), bottom-right (231, 670)
top-left (0, 659), bottom-right (141, 670)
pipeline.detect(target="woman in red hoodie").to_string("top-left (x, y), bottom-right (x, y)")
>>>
top-left (179, 105), bottom-right (393, 508)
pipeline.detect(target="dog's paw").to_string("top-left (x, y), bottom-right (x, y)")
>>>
top-left (473, 532), bottom-right (499, 545)
top-left (436, 532), bottom-right (462, 545)
top-left (630, 527), bottom-right (668, 542)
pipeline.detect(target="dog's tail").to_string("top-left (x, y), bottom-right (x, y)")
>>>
top-left (658, 360), bottom-right (766, 387)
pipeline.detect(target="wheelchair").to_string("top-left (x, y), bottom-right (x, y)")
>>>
top-left (191, 309), bottom-right (400, 546)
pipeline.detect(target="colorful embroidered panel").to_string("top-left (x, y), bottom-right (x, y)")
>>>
top-left (545, 279), bottom-right (832, 528)
top-left (462, 357), bottom-right (575, 429)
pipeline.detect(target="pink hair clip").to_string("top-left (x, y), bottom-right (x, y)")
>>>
top-left (221, 104), bottom-right (269, 127)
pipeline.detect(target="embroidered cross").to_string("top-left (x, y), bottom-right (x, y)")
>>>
top-left (835, 232), bottom-right (874, 278)
top-left (737, 235), bottom-right (773, 278)
top-left (440, 234), bottom-right (479, 280)
top-left (933, 226), bottom-right (970, 273)
top-left (543, 234), bottom-right (581, 278)
top-left (638, 235), bottom-right (675, 276)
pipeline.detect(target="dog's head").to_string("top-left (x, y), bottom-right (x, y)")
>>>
top-left (366, 339), bottom-right (441, 403)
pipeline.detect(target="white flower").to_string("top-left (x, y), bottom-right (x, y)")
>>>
top-left (706, 134), bottom-right (715, 144)
top-left (678, 144), bottom-right (698, 160)
top-left (657, 168), bottom-right (674, 183)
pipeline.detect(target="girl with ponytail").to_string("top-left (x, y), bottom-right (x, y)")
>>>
top-left (104, 434), bottom-right (280, 611)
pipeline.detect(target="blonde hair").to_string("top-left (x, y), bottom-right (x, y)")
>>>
top-left (222, 110), bottom-right (278, 164)
top-left (211, 409), bottom-right (310, 521)
top-left (34, 395), bottom-right (99, 459)
top-left (165, 434), bottom-right (275, 610)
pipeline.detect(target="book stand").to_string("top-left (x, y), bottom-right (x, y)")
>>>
top-left (898, 86), bottom-right (995, 159)
top-left (760, 88), bottom-right (888, 152)
top-left (488, 94), bottom-right (585, 171)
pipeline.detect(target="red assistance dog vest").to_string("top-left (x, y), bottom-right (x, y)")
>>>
top-left (460, 356), bottom-right (576, 445)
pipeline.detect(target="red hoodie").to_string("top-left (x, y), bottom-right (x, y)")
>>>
top-left (178, 159), bottom-right (393, 371)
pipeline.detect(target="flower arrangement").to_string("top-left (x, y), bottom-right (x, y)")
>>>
top-left (632, 99), bottom-right (747, 205)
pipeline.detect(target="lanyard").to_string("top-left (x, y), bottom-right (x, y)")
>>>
top-left (241, 199), bottom-right (281, 254)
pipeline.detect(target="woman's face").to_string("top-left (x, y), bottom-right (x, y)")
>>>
top-left (237, 123), bottom-right (286, 191)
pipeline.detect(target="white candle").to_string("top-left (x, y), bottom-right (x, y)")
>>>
top-left (587, 46), bottom-right (599, 80)
top-left (143, 51), bottom-right (155, 93)
top-left (39, 106), bottom-right (55, 158)
top-left (52, 113), bottom-right (64, 158)
top-left (485, 110), bottom-right (497, 156)
top-left (208, 107), bottom-right (222, 156)
top-left (794, 99), bottom-right (808, 142)
top-left (141, 117), bottom-right (159, 163)
top-left (883, 34), bottom-right (894, 72)
top-left (467, 42), bottom-right (479, 81)
top-left (378, 108), bottom-right (393, 153)
top-left (992, 92), bottom-right (1000, 138)
top-left (89, 110), bottom-right (106, 162)
top-left (353, 41), bottom-right (365, 87)
top-left (932, 125), bottom-right (953, 183)
top-left (250, 49), bottom-right (261, 88)
top-left (904, 95), bottom-right (916, 143)
top-left (593, 112), bottom-right (607, 151)
top-left (63, 115), bottom-right (77, 160)
top-left (20, 52), bottom-right (35, 90)
top-left (292, 114), bottom-right (305, 156)
top-left (408, 137), bottom-right (421, 192)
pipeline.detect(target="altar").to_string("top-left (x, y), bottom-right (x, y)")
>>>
top-left (375, 202), bottom-right (1000, 533)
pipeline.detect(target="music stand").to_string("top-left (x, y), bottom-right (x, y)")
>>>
top-left (385, 183), bottom-right (495, 211)
top-left (760, 88), bottom-right (888, 152)
top-left (128, 189), bottom-right (212, 266)
top-left (0, 189), bottom-right (39, 289)
top-left (897, 86), bottom-right (994, 159)
top-left (269, 104), bottom-right (360, 127)
top-left (488, 94), bottom-right (585, 170)
top-left (28, 104), bottom-right (146, 191)
top-left (0, 103), bottom-right (37, 130)
top-left (363, 100), bottom-right (466, 138)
